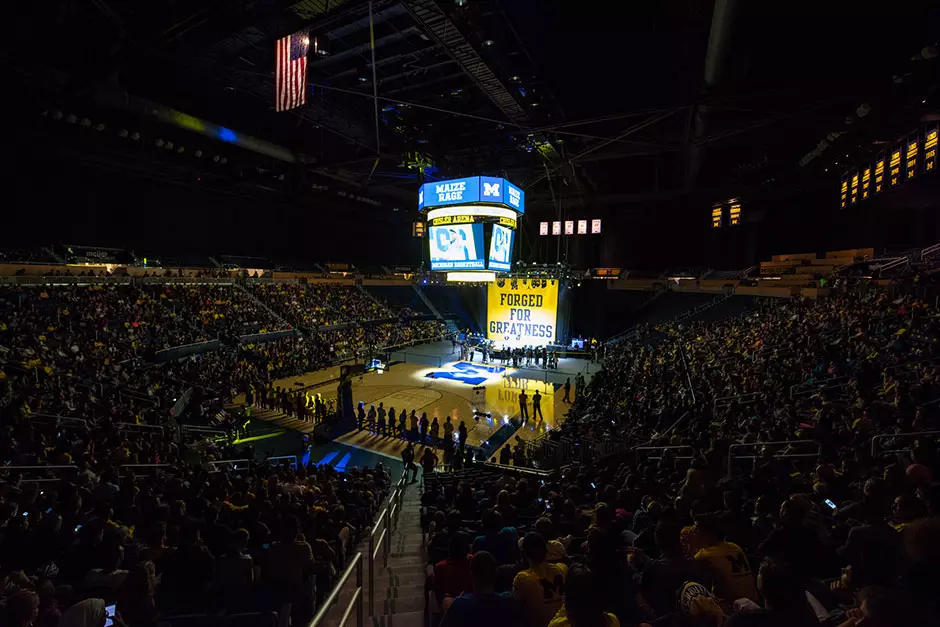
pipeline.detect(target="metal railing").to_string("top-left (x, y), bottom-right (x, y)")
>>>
top-left (308, 552), bottom-right (363, 627)
top-left (367, 471), bottom-right (408, 615)
top-left (633, 444), bottom-right (695, 460)
top-left (714, 392), bottom-right (762, 408)
top-left (29, 413), bottom-right (89, 428)
top-left (265, 455), bottom-right (299, 469)
top-left (208, 459), bottom-right (251, 472)
top-left (727, 440), bottom-right (821, 477)
top-left (871, 430), bottom-right (940, 457)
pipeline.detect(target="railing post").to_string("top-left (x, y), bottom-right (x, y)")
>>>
top-left (384, 505), bottom-right (391, 567)
top-left (368, 536), bottom-right (375, 616)
top-left (356, 552), bottom-right (363, 627)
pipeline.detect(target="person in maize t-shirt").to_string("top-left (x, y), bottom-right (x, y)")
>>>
top-left (691, 515), bottom-right (758, 609)
top-left (513, 532), bottom-right (569, 627)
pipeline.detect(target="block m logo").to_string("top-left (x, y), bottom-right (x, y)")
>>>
top-left (725, 553), bottom-right (751, 575)
top-left (483, 182), bottom-right (501, 197)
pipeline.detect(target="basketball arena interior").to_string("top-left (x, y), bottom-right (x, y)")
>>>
top-left (4, 3), bottom-right (940, 627)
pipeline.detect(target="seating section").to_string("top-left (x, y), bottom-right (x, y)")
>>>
top-left (365, 285), bottom-right (432, 315)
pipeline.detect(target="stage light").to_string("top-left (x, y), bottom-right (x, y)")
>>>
top-left (213, 155), bottom-right (220, 162)
top-left (483, 40), bottom-right (494, 47)
top-left (194, 150), bottom-right (203, 157)
top-left (165, 141), bottom-right (174, 150)
top-left (455, 0), bottom-right (467, 6)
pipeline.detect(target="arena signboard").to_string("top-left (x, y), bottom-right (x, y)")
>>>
top-left (487, 280), bottom-right (558, 347)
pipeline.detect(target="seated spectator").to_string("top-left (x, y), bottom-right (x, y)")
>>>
top-left (513, 533), bottom-right (569, 627)
top-left (640, 521), bottom-right (710, 618)
top-left (692, 514), bottom-right (758, 609)
top-left (473, 509), bottom-right (518, 566)
top-left (440, 551), bottom-right (526, 627)
top-left (547, 565), bottom-right (620, 627)
top-left (725, 558), bottom-right (818, 627)
top-left (433, 532), bottom-right (474, 607)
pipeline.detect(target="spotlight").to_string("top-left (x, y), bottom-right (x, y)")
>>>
top-left (213, 155), bottom-right (220, 162)
top-left (194, 150), bottom-right (203, 157)
top-left (482, 40), bottom-right (494, 47)
top-left (455, 0), bottom-right (467, 6)
top-left (165, 141), bottom-right (174, 150)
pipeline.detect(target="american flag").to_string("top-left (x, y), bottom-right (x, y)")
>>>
top-left (275, 30), bottom-right (309, 112)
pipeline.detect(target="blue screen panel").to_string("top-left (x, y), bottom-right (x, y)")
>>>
top-left (487, 224), bottom-right (514, 272)
top-left (419, 177), bottom-right (480, 210)
top-left (429, 223), bottom-right (485, 271)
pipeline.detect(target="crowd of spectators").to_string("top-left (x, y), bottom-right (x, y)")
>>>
top-left (247, 284), bottom-right (391, 329)
top-left (0, 279), bottom-right (448, 627)
top-left (422, 289), bottom-right (940, 627)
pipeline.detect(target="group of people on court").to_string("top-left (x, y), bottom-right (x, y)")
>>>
top-left (356, 401), bottom-right (470, 446)
top-left (245, 382), bottom-right (334, 423)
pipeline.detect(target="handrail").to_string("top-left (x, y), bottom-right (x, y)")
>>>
top-left (633, 444), bottom-right (695, 460)
top-left (114, 421), bottom-right (164, 431)
top-left (208, 459), bottom-right (251, 472)
top-left (30, 413), bottom-right (89, 427)
top-left (266, 455), bottom-right (299, 469)
top-left (307, 551), bottom-right (363, 627)
top-left (727, 440), bottom-right (820, 477)
top-left (367, 471), bottom-right (407, 615)
top-left (0, 465), bottom-right (78, 472)
top-left (871, 430), bottom-right (940, 457)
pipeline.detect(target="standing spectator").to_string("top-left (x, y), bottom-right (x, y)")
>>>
top-left (547, 565), bottom-right (620, 627)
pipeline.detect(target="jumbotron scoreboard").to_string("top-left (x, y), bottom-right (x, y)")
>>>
top-left (417, 176), bottom-right (525, 280)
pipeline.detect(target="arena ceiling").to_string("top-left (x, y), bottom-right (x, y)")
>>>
top-left (7, 0), bottom-right (939, 217)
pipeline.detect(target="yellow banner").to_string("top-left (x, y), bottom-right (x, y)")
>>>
top-left (487, 280), bottom-right (558, 347)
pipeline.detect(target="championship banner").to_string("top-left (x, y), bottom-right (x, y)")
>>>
top-left (487, 280), bottom-right (558, 347)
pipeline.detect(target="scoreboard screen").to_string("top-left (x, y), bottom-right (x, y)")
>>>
top-left (729, 202), bottom-right (742, 225)
top-left (861, 166), bottom-right (871, 200)
top-left (711, 205), bottom-right (723, 228)
top-left (850, 171), bottom-right (859, 205)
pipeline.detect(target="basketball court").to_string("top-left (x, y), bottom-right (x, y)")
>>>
top-left (233, 341), bottom-right (600, 462)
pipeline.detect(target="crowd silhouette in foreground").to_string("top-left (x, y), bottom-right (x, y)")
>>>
top-left (0, 280), bottom-right (444, 627)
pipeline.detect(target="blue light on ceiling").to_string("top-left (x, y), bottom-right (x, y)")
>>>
top-left (218, 127), bottom-right (237, 143)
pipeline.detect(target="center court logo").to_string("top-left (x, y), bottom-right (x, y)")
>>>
top-left (426, 362), bottom-right (504, 385)
top-left (483, 182), bottom-right (501, 197)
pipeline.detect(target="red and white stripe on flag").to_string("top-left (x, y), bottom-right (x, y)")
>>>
top-left (275, 30), bottom-right (309, 112)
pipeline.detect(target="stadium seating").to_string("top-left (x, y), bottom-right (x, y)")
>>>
top-left (2, 272), bottom-right (940, 627)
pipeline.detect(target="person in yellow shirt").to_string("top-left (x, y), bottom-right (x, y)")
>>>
top-left (513, 533), bottom-right (569, 627)
top-left (692, 515), bottom-right (758, 608)
top-left (548, 565), bottom-right (619, 627)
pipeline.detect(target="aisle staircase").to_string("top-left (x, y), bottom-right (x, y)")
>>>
top-left (317, 476), bottom-right (427, 627)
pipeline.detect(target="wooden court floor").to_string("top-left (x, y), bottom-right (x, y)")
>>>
top-left (231, 358), bottom-right (575, 461)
